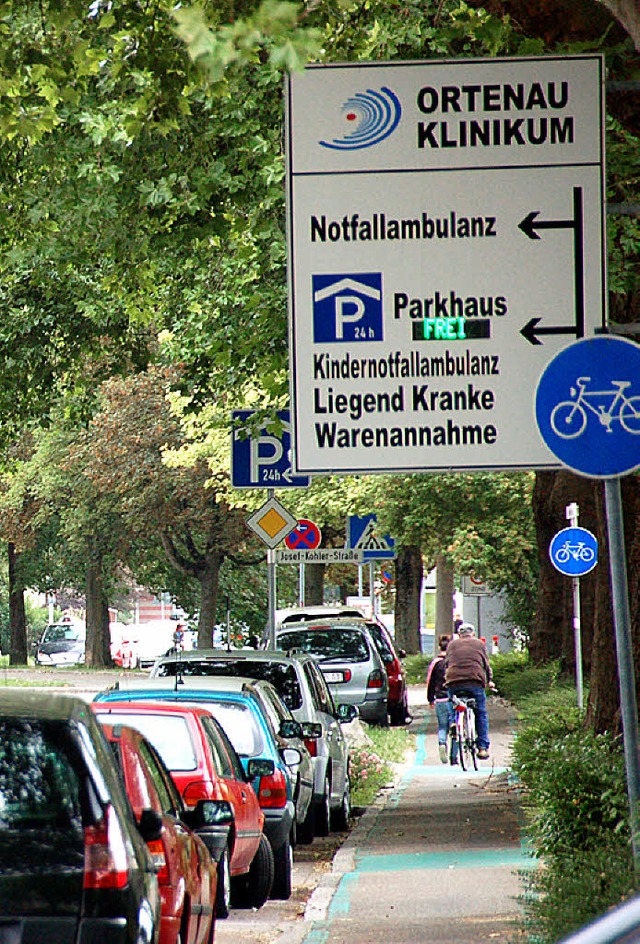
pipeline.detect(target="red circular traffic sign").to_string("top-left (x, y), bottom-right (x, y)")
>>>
top-left (285, 519), bottom-right (322, 550)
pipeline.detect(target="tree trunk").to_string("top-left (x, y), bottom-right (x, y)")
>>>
top-left (8, 543), bottom-right (28, 665)
top-left (394, 545), bottom-right (423, 654)
top-left (435, 553), bottom-right (455, 641)
top-left (305, 563), bottom-right (325, 606)
top-left (197, 552), bottom-right (223, 649)
top-left (529, 471), bottom-right (598, 670)
top-left (85, 561), bottom-right (112, 667)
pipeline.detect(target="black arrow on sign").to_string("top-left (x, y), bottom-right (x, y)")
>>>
top-left (519, 186), bottom-right (585, 345)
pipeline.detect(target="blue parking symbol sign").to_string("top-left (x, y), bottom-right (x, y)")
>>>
top-left (312, 273), bottom-right (383, 343)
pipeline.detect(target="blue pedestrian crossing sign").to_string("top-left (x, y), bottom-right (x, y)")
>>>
top-left (549, 527), bottom-right (598, 577)
top-left (347, 514), bottom-right (395, 560)
top-left (536, 336), bottom-right (640, 478)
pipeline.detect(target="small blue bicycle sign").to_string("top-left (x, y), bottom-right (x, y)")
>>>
top-left (536, 336), bottom-right (640, 478)
top-left (549, 527), bottom-right (598, 577)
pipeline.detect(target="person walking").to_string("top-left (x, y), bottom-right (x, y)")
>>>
top-left (426, 635), bottom-right (454, 763)
top-left (445, 623), bottom-right (492, 759)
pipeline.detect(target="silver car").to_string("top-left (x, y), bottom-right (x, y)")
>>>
top-left (274, 620), bottom-right (389, 726)
top-left (150, 649), bottom-right (353, 837)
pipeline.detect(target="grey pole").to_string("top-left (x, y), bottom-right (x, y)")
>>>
top-left (267, 488), bottom-right (277, 649)
top-left (566, 503), bottom-right (584, 710)
top-left (604, 477), bottom-right (640, 869)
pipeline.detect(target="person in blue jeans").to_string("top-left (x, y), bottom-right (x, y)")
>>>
top-left (426, 635), bottom-right (455, 763)
top-left (445, 623), bottom-right (492, 759)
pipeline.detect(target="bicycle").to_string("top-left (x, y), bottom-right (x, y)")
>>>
top-left (448, 694), bottom-right (478, 771)
top-left (550, 377), bottom-right (640, 439)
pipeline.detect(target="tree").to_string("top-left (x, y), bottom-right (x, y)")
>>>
top-left (83, 367), bottom-right (260, 647)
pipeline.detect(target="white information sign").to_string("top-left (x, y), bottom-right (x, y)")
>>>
top-left (285, 55), bottom-right (606, 474)
top-left (276, 548), bottom-right (364, 564)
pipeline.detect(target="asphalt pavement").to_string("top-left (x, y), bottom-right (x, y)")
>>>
top-left (288, 689), bottom-right (531, 944)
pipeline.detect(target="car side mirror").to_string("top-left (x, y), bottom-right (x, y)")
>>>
top-left (282, 747), bottom-right (302, 768)
top-left (279, 719), bottom-right (304, 740)
top-left (301, 722), bottom-right (322, 739)
top-left (247, 758), bottom-right (275, 779)
top-left (336, 704), bottom-right (358, 723)
top-left (137, 807), bottom-right (163, 843)
top-left (398, 648), bottom-right (407, 659)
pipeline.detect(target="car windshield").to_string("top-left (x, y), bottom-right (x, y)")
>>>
top-left (155, 660), bottom-right (304, 711)
top-left (95, 712), bottom-right (198, 771)
top-left (43, 624), bottom-right (84, 643)
top-left (277, 627), bottom-right (369, 663)
top-left (201, 702), bottom-right (265, 758)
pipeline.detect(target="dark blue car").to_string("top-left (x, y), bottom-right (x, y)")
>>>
top-left (94, 676), bottom-right (314, 901)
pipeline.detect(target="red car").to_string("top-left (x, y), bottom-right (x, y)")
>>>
top-left (366, 620), bottom-right (410, 726)
top-left (93, 700), bottom-right (272, 918)
top-left (102, 723), bottom-right (217, 944)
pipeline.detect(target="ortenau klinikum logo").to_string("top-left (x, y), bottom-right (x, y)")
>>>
top-left (319, 86), bottom-right (402, 150)
top-left (312, 274), bottom-right (383, 343)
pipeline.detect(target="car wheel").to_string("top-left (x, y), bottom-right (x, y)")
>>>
top-left (314, 776), bottom-right (331, 837)
top-left (215, 845), bottom-right (231, 919)
top-left (271, 831), bottom-right (293, 900)
top-left (332, 778), bottom-right (351, 832)
top-left (297, 796), bottom-right (315, 845)
top-left (231, 834), bottom-right (274, 910)
top-left (389, 702), bottom-right (407, 726)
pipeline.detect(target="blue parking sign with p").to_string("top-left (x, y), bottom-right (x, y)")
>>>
top-left (312, 273), bottom-right (383, 343)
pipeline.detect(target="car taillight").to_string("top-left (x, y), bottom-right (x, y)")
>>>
top-left (343, 669), bottom-right (352, 682)
top-left (146, 837), bottom-right (169, 885)
top-left (84, 805), bottom-right (130, 890)
top-left (258, 768), bottom-right (288, 809)
top-left (367, 669), bottom-right (384, 689)
top-left (304, 738), bottom-right (318, 758)
top-left (182, 780), bottom-right (216, 806)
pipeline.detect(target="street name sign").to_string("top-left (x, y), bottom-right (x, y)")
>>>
top-left (285, 55), bottom-right (605, 474)
top-left (276, 548), bottom-right (364, 564)
top-left (232, 410), bottom-right (310, 488)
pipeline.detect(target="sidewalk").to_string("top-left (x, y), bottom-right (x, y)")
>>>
top-left (295, 690), bottom-right (531, 944)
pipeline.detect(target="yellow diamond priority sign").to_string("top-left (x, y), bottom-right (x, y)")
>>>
top-left (246, 497), bottom-right (298, 549)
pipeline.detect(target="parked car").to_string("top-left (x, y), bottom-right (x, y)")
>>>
top-left (101, 723), bottom-right (217, 944)
top-left (274, 605), bottom-right (366, 628)
top-left (93, 700), bottom-right (271, 917)
top-left (365, 620), bottom-right (410, 726)
top-left (151, 649), bottom-right (353, 835)
top-left (274, 619), bottom-right (390, 725)
top-left (0, 690), bottom-right (162, 944)
top-left (112, 621), bottom-right (197, 669)
top-left (94, 676), bottom-right (315, 901)
top-left (34, 617), bottom-right (86, 666)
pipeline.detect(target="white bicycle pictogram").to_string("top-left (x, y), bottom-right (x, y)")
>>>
top-left (550, 377), bottom-right (640, 439)
top-left (554, 541), bottom-right (596, 565)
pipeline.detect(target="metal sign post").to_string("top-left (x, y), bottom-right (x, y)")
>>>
top-left (605, 478), bottom-right (640, 868)
top-left (565, 503), bottom-right (585, 709)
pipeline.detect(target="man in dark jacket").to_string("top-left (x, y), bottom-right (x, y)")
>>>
top-left (445, 623), bottom-right (492, 759)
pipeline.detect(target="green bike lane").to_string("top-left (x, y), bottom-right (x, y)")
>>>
top-left (297, 695), bottom-right (533, 944)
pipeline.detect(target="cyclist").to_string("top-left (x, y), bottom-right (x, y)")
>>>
top-left (445, 623), bottom-right (492, 760)
top-left (426, 635), bottom-right (455, 764)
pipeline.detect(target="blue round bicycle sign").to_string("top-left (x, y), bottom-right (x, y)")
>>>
top-left (536, 336), bottom-right (640, 478)
top-left (549, 527), bottom-right (598, 577)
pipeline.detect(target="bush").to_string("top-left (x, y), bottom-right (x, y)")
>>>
top-left (404, 653), bottom-right (430, 685)
top-left (499, 650), bottom-right (637, 942)
top-left (520, 836), bottom-right (636, 944)
top-left (491, 650), bottom-right (562, 703)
